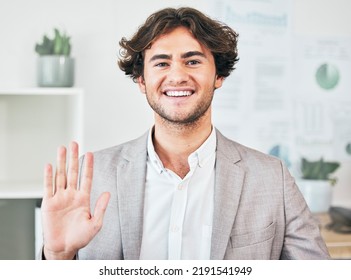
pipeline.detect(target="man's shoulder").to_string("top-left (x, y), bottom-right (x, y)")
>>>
top-left (92, 131), bottom-right (149, 163)
top-left (216, 129), bottom-right (282, 166)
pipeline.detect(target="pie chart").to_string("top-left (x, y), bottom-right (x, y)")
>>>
top-left (315, 63), bottom-right (340, 90)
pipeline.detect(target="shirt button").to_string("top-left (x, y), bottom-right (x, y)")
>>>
top-left (171, 226), bottom-right (180, 232)
top-left (178, 184), bottom-right (184, 190)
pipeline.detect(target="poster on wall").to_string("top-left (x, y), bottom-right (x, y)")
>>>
top-left (209, 0), bottom-right (351, 168)
top-left (209, 0), bottom-right (294, 167)
top-left (293, 37), bottom-right (351, 163)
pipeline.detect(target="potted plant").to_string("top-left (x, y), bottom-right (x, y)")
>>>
top-left (35, 28), bottom-right (74, 87)
top-left (298, 157), bottom-right (340, 213)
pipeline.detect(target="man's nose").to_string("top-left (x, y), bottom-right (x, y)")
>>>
top-left (167, 64), bottom-right (189, 84)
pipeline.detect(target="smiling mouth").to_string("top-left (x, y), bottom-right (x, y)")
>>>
top-left (164, 90), bottom-right (194, 97)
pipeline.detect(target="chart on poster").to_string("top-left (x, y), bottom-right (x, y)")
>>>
top-left (293, 37), bottom-right (351, 163)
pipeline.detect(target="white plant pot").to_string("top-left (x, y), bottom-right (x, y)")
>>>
top-left (37, 56), bottom-right (74, 87)
top-left (297, 179), bottom-right (332, 213)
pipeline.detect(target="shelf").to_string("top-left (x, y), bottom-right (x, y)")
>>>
top-left (0, 88), bottom-right (84, 198)
top-left (0, 87), bottom-right (83, 96)
top-left (0, 182), bottom-right (43, 199)
top-left (0, 87), bottom-right (84, 260)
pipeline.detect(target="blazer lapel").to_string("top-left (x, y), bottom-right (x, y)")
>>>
top-left (210, 130), bottom-right (245, 259)
top-left (116, 132), bottom-right (148, 259)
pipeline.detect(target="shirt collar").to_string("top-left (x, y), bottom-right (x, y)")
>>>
top-left (147, 127), bottom-right (165, 174)
top-left (147, 126), bottom-right (217, 174)
top-left (193, 126), bottom-right (216, 168)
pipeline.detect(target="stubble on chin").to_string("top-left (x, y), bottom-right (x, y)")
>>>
top-left (147, 97), bottom-right (212, 131)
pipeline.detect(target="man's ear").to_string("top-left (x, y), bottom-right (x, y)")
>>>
top-left (214, 75), bottom-right (224, 90)
top-left (137, 76), bottom-right (146, 94)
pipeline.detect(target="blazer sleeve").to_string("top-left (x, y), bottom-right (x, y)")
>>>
top-left (280, 162), bottom-right (330, 259)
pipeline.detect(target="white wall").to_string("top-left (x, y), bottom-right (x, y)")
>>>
top-left (0, 0), bottom-right (350, 205)
top-left (293, 0), bottom-right (351, 36)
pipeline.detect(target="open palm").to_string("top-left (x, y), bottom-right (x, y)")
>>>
top-left (41, 142), bottom-right (110, 259)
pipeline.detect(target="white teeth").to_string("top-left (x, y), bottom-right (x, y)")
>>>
top-left (165, 91), bottom-right (192, 97)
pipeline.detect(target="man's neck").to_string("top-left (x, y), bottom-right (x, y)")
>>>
top-left (152, 116), bottom-right (213, 178)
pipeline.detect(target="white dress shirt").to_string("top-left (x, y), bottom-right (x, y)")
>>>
top-left (139, 128), bottom-right (216, 260)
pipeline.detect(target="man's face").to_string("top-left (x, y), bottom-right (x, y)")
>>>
top-left (138, 26), bottom-right (223, 125)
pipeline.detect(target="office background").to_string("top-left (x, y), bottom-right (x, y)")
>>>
top-left (0, 0), bottom-right (350, 259)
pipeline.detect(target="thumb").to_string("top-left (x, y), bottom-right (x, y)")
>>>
top-left (92, 192), bottom-right (110, 232)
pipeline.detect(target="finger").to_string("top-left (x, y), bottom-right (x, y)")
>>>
top-left (67, 141), bottom-right (79, 189)
top-left (55, 146), bottom-right (67, 190)
top-left (80, 152), bottom-right (94, 194)
top-left (44, 163), bottom-right (53, 197)
top-left (92, 192), bottom-right (110, 233)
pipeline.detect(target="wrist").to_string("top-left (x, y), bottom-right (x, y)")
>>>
top-left (43, 246), bottom-right (77, 260)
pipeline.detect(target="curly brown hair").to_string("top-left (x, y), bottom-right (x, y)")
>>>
top-left (118, 7), bottom-right (239, 82)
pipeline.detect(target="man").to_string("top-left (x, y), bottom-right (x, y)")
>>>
top-left (41, 7), bottom-right (330, 260)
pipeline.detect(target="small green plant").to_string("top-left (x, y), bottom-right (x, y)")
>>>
top-left (35, 28), bottom-right (71, 56)
top-left (301, 157), bottom-right (340, 185)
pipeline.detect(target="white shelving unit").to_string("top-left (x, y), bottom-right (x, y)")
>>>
top-left (0, 87), bottom-right (84, 259)
top-left (0, 87), bottom-right (84, 199)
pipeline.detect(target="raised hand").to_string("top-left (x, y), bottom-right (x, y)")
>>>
top-left (41, 142), bottom-right (110, 260)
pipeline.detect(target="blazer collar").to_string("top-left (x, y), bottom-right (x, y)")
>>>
top-left (116, 131), bottom-right (148, 259)
top-left (210, 129), bottom-right (245, 259)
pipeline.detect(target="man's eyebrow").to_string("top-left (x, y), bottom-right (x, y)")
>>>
top-left (181, 51), bottom-right (206, 59)
top-left (148, 51), bottom-right (206, 62)
top-left (149, 54), bottom-right (172, 62)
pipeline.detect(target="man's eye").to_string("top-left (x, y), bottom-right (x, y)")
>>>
top-left (155, 62), bottom-right (168, 67)
top-left (187, 60), bottom-right (200, 65)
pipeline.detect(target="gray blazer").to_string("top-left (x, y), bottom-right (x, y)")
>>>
top-left (78, 129), bottom-right (330, 260)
